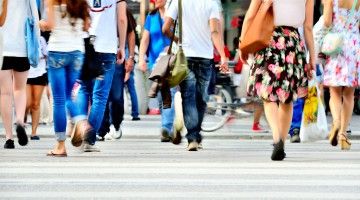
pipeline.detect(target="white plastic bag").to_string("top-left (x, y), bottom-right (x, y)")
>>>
top-left (300, 77), bottom-right (328, 142)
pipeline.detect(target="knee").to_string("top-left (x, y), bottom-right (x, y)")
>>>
top-left (31, 102), bottom-right (41, 111)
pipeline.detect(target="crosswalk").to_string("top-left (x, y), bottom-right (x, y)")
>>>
top-left (0, 138), bottom-right (359, 199)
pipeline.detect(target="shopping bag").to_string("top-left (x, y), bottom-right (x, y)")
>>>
top-left (300, 77), bottom-right (328, 142)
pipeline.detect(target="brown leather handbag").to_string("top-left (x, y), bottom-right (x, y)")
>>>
top-left (240, 2), bottom-right (274, 55)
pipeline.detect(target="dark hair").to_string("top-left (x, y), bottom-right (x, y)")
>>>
top-left (57, 0), bottom-right (90, 26)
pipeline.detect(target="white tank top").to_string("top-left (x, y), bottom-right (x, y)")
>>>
top-left (273, 0), bottom-right (306, 28)
top-left (47, 5), bottom-right (85, 52)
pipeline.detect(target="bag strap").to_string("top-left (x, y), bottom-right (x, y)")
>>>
top-left (345, 0), bottom-right (358, 29)
top-left (166, 0), bottom-right (182, 55)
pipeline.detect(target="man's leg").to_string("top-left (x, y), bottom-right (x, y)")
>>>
top-left (126, 71), bottom-right (140, 119)
top-left (110, 64), bottom-right (126, 132)
top-left (289, 97), bottom-right (305, 143)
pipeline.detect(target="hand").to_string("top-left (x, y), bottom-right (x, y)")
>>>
top-left (239, 50), bottom-right (249, 65)
top-left (306, 57), bottom-right (316, 79)
top-left (116, 48), bottom-right (126, 65)
top-left (125, 58), bottom-right (134, 73)
top-left (39, 20), bottom-right (47, 31)
top-left (218, 56), bottom-right (229, 74)
top-left (138, 59), bottom-right (148, 73)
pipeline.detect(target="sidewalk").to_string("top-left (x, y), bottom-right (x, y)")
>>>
top-left (1, 115), bottom-right (360, 140)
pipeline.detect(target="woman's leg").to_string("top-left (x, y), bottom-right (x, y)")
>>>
top-left (329, 87), bottom-right (342, 127)
top-left (13, 71), bottom-right (29, 125)
top-left (0, 70), bottom-right (14, 140)
top-left (25, 85), bottom-right (32, 123)
top-left (30, 85), bottom-right (45, 136)
top-left (278, 102), bottom-right (293, 141)
top-left (339, 87), bottom-right (355, 135)
top-left (263, 101), bottom-right (280, 142)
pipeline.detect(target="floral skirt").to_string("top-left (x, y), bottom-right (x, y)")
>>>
top-left (247, 26), bottom-right (308, 104)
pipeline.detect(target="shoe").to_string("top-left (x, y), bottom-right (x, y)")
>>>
top-left (160, 128), bottom-right (171, 142)
top-left (271, 140), bottom-right (286, 161)
top-left (96, 135), bottom-right (105, 141)
top-left (16, 124), bottom-right (28, 146)
top-left (187, 141), bottom-right (199, 151)
top-left (132, 117), bottom-right (141, 121)
top-left (71, 120), bottom-right (90, 147)
top-left (30, 135), bottom-right (40, 140)
top-left (148, 108), bottom-right (161, 115)
top-left (104, 125), bottom-right (122, 140)
top-left (81, 142), bottom-right (101, 152)
top-left (172, 129), bottom-right (182, 145)
top-left (4, 139), bottom-right (15, 149)
top-left (290, 129), bottom-right (300, 143)
top-left (328, 124), bottom-right (340, 146)
top-left (339, 134), bottom-right (351, 151)
top-left (252, 122), bottom-right (268, 133)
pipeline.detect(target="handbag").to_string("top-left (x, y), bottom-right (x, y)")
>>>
top-left (80, 36), bottom-right (105, 81)
top-left (148, 0), bottom-right (189, 88)
top-left (321, 0), bottom-right (358, 56)
top-left (240, 2), bottom-right (274, 56)
top-left (25, 0), bottom-right (40, 67)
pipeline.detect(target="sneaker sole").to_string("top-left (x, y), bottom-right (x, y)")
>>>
top-left (16, 125), bottom-right (28, 146)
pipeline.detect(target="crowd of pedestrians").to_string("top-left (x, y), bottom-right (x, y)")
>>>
top-left (0, 0), bottom-right (359, 161)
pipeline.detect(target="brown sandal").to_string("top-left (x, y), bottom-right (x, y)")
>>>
top-left (328, 125), bottom-right (340, 146)
top-left (339, 134), bottom-right (351, 151)
top-left (46, 150), bottom-right (67, 157)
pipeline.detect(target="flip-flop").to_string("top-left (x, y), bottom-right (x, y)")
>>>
top-left (46, 150), bottom-right (67, 157)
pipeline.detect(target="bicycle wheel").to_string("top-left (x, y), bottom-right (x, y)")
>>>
top-left (202, 88), bottom-right (232, 132)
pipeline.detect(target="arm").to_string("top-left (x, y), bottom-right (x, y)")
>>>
top-left (0, 0), bottom-right (7, 26)
top-left (138, 30), bottom-right (150, 72)
top-left (125, 30), bottom-right (136, 72)
top-left (162, 17), bottom-right (178, 43)
top-left (116, 1), bottom-right (128, 64)
top-left (39, 0), bottom-right (55, 31)
top-left (323, 0), bottom-right (333, 27)
top-left (303, 0), bottom-right (316, 74)
top-left (210, 18), bottom-right (228, 73)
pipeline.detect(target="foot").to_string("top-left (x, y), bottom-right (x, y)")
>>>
top-left (71, 120), bottom-right (91, 147)
top-left (271, 140), bottom-right (286, 161)
top-left (132, 117), bottom-right (141, 121)
top-left (46, 150), bottom-right (67, 157)
top-left (30, 135), bottom-right (40, 140)
top-left (172, 129), bottom-right (182, 145)
top-left (81, 142), bottom-right (101, 152)
top-left (160, 128), bottom-right (171, 142)
top-left (104, 125), bottom-right (122, 140)
top-left (4, 139), bottom-right (15, 149)
top-left (16, 123), bottom-right (28, 146)
top-left (290, 129), bottom-right (300, 143)
top-left (252, 122), bottom-right (268, 133)
top-left (187, 141), bottom-right (199, 151)
top-left (339, 133), bottom-right (351, 151)
top-left (328, 124), bottom-right (340, 146)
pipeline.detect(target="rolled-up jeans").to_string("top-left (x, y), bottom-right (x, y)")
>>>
top-left (76, 53), bottom-right (116, 144)
top-left (180, 57), bottom-right (212, 143)
top-left (289, 97), bottom-right (305, 136)
top-left (47, 51), bottom-right (86, 141)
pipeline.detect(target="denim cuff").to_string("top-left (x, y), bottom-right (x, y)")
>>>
top-left (72, 115), bottom-right (87, 124)
top-left (55, 132), bottom-right (66, 141)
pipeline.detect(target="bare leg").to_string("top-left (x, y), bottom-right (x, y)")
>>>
top-left (253, 102), bottom-right (264, 124)
top-left (329, 87), bottom-right (342, 127)
top-left (263, 101), bottom-right (280, 142)
top-left (48, 141), bottom-right (67, 155)
top-left (30, 85), bottom-right (45, 136)
top-left (278, 102), bottom-right (293, 141)
top-left (0, 70), bottom-right (14, 140)
top-left (339, 87), bottom-right (355, 135)
top-left (13, 71), bottom-right (29, 125)
top-left (25, 85), bottom-right (32, 123)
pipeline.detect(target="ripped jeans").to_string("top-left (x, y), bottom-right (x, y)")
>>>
top-left (47, 51), bottom-right (85, 141)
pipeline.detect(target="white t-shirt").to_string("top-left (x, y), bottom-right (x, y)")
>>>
top-left (3, 0), bottom-right (40, 57)
top-left (28, 37), bottom-right (47, 78)
top-left (88, 0), bottom-right (118, 54)
top-left (273, 0), bottom-right (306, 28)
top-left (166, 0), bottom-right (220, 59)
top-left (47, 5), bottom-right (85, 52)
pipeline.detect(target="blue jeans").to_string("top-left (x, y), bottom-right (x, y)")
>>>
top-left (289, 97), bottom-right (305, 136)
top-left (180, 57), bottom-right (212, 143)
top-left (125, 70), bottom-right (139, 118)
top-left (47, 51), bottom-right (85, 141)
top-left (98, 63), bottom-right (125, 137)
top-left (159, 88), bottom-right (176, 135)
top-left (77, 53), bottom-right (116, 144)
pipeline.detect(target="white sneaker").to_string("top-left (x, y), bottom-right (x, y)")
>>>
top-left (81, 142), bottom-right (101, 152)
top-left (104, 125), bottom-right (122, 140)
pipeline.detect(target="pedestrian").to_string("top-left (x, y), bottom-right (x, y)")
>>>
top-left (1, 0), bottom-right (39, 149)
top-left (25, 36), bottom-right (48, 140)
top-left (97, 7), bottom-right (135, 141)
top-left (323, 0), bottom-right (360, 150)
top-left (74, 0), bottom-right (128, 151)
top-left (0, 0), bottom-right (7, 67)
top-left (139, 0), bottom-right (179, 143)
top-left (39, 0), bottom-right (91, 156)
top-left (240, 0), bottom-right (315, 160)
top-left (163, 0), bottom-right (229, 151)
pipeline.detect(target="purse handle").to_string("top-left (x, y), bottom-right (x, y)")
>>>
top-left (167, 0), bottom-right (182, 55)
